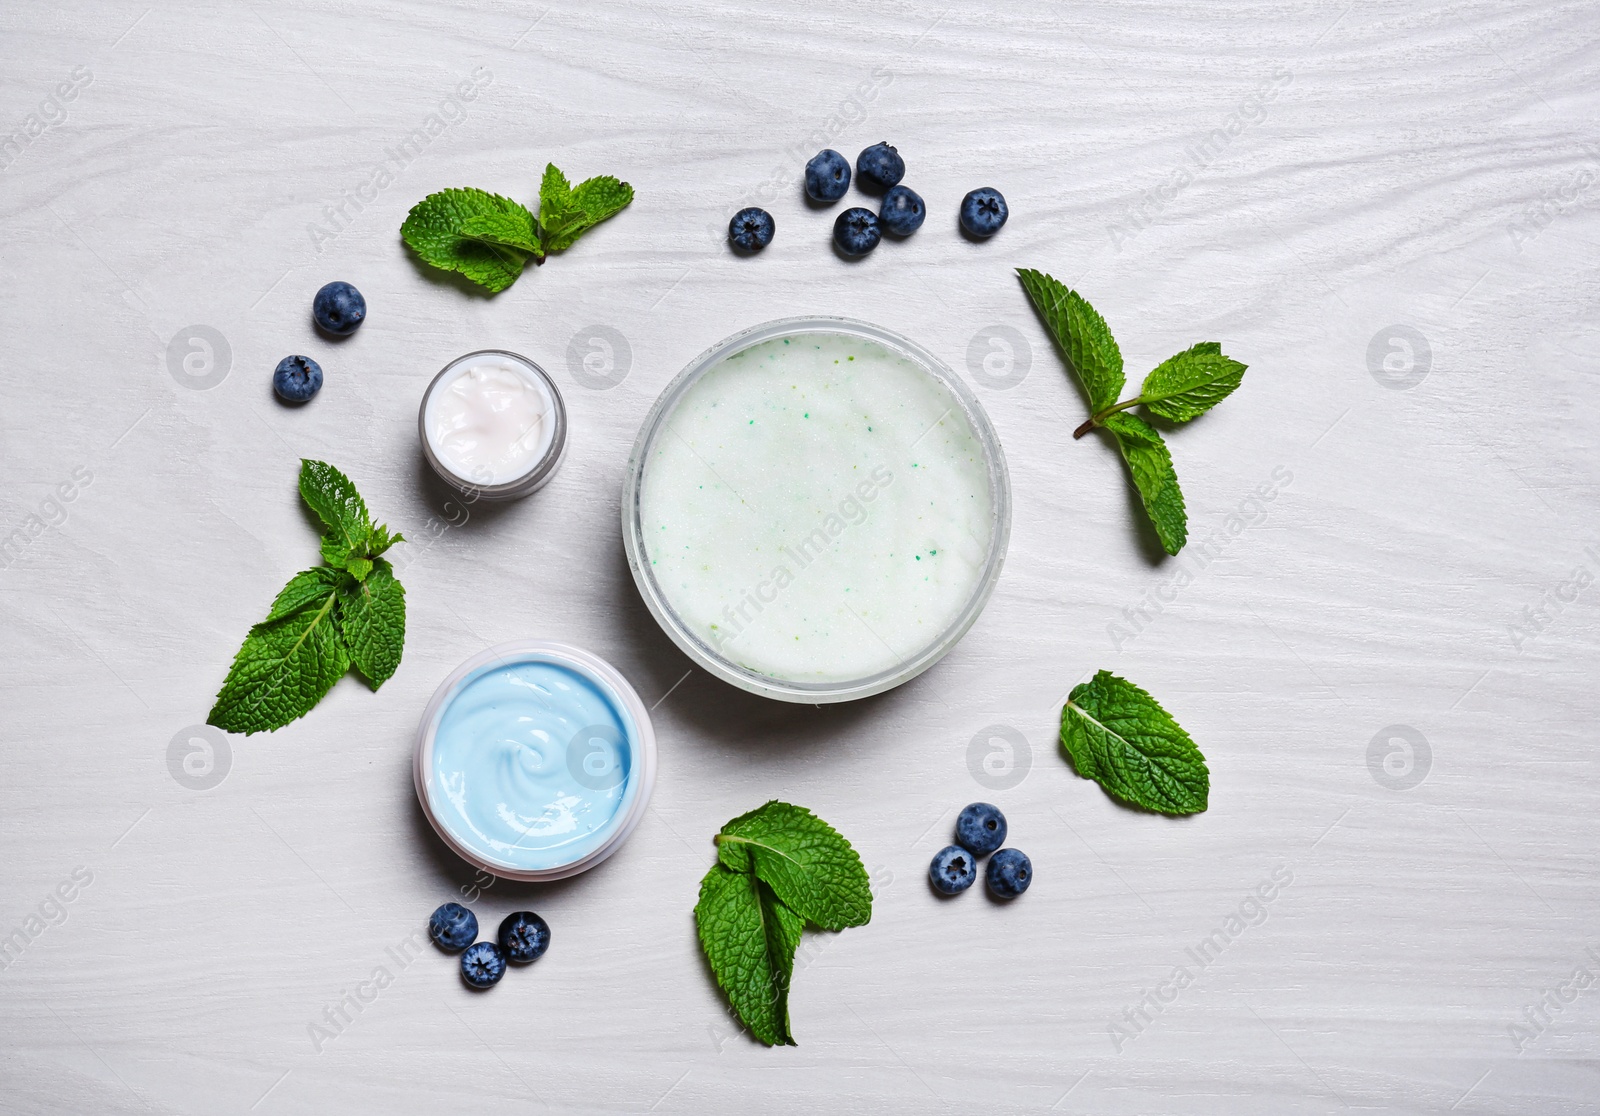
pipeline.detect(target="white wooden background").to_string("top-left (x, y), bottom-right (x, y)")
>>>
top-left (2, 1), bottom-right (1597, 1112)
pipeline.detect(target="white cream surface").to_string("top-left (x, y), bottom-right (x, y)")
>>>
top-left (427, 356), bottom-right (554, 486)
top-left (639, 332), bottom-right (995, 684)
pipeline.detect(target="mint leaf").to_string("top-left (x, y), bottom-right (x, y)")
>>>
top-left (1017, 268), bottom-right (1125, 412)
top-left (571, 175), bottom-right (633, 223)
top-left (549, 174), bottom-right (633, 251)
top-left (299, 460), bottom-right (401, 579)
top-left (695, 862), bottom-right (801, 1046)
top-left (538, 163), bottom-right (634, 253)
top-left (365, 523), bottom-right (402, 554)
top-left (300, 459), bottom-right (371, 567)
top-left (1060, 670), bottom-right (1209, 815)
top-left (401, 188), bottom-right (534, 294)
top-left (537, 162), bottom-right (574, 225)
top-left (536, 163), bottom-right (585, 249)
top-left (207, 579), bottom-right (350, 735)
top-left (458, 206), bottom-right (543, 257)
top-left (266, 567), bottom-right (353, 620)
top-left (1138, 342), bottom-right (1247, 423)
top-left (715, 800), bottom-right (872, 931)
top-left (337, 558), bottom-right (405, 689)
top-left (1103, 413), bottom-right (1187, 555)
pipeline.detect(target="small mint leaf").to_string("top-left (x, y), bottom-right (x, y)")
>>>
top-left (459, 207), bottom-right (544, 258)
top-left (538, 164), bottom-right (633, 253)
top-left (337, 557), bottom-right (405, 689)
top-left (1060, 670), bottom-right (1209, 815)
top-left (1139, 342), bottom-right (1247, 423)
top-left (545, 175), bottom-right (633, 251)
top-left (300, 460), bottom-right (370, 562)
top-left (538, 162), bottom-right (573, 221)
top-left (266, 567), bottom-right (352, 621)
top-left (1017, 268), bottom-right (1125, 412)
top-left (207, 585), bottom-right (350, 735)
top-left (1103, 412), bottom-right (1187, 555)
top-left (715, 800), bottom-right (871, 931)
top-left (365, 524), bottom-right (402, 556)
top-left (695, 862), bottom-right (801, 1046)
top-left (537, 163), bottom-right (578, 244)
top-left (401, 188), bottom-right (534, 294)
top-left (571, 175), bottom-right (633, 223)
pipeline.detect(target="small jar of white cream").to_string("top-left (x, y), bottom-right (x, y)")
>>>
top-left (419, 350), bottom-right (567, 500)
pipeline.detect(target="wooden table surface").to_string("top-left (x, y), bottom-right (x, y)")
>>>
top-left (2, 1), bottom-right (1597, 1112)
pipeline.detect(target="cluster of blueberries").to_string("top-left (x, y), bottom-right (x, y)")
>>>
top-left (727, 141), bottom-right (1008, 256)
top-left (428, 902), bottom-right (551, 989)
top-left (271, 280), bottom-right (367, 404)
top-left (930, 803), bottom-right (1032, 899)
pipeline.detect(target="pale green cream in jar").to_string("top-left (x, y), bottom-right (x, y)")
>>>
top-left (638, 332), bottom-right (995, 684)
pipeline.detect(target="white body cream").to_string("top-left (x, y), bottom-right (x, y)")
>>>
top-left (420, 351), bottom-right (567, 499)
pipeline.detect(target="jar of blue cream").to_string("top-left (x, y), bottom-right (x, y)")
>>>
top-left (413, 641), bottom-right (657, 882)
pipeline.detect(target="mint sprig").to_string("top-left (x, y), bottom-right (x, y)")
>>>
top-left (207, 461), bottom-right (405, 734)
top-left (1018, 268), bottom-right (1247, 555)
top-left (695, 801), bottom-right (871, 1047)
top-left (401, 164), bottom-right (633, 294)
top-left (1060, 670), bottom-right (1209, 815)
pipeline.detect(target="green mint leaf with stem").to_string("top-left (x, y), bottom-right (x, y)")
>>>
top-left (1137, 342), bottom-right (1247, 423)
top-left (207, 574), bottom-right (352, 735)
top-left (1103, 413), bottom-right (1187, 555)
top-left (538, 163), bottom-right (634, 253)
top-left (1017, 268), bottom-right (1125, 413)
top-left (1060, 670), bottom-right (1209, 815)
top-left (300, 460), bottom-right (401, 580)
top-left (714, 800), bottom-right (872, 931)
top-left (1020, 268), bottom-right (1245, 556)
top-left (695, 862), bottom-right (802, 1046)
top-left (208, 463), bottom-right (407, 733)
top-left (400, 188), bottom-right (535, 293)
top-left (337, 557), bottom-right (406, 689)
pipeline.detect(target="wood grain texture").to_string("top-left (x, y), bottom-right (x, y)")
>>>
top-left (2, 0), bottom-right (1597, 1112)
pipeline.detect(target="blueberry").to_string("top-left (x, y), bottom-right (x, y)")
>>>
top-left (878, 185), bottom-right (925, 236)
top-left (833, 207), bottom-right (881, 256)
top-left (929, 845), bottom-right (977, 895)
top-left (428, 902), bottom-right (478, 952)
top-left (497, 911), bottom-right (551, 964)
top-left (986, 848), bottom-right (1032, 899)
top-left (855, 142), bottom-right (905, 192)
top-left (460, 941), bottom-right (507, 988)
top-left (729, 207), bottom-right (775, 252)
top-left (804, 149), bottom-right (851, 202)
top-left (959, 187), bottom-right (1008, 238)
top-left (955, 802), bottom-right (1007, 856)
top-left (312, 281), bottom-right (365, 335)
top-left (273, 355), bottom-right (323, 403)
